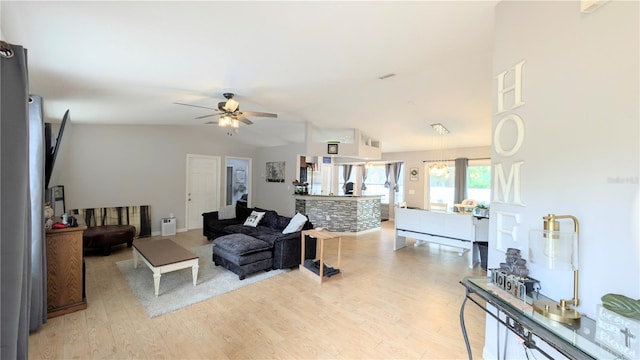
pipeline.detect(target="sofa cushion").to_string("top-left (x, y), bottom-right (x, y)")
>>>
top-left (212, 246), bottom-right (272, 266)
top-left (213, 233), bottom-right (270, 255)
top-left (275, 215), bottom-right (292, 231)
top-left (251, 228), bottom-right (287, 246)
top-left (282, 213), bottom-right (308, 234)
top-left (243, 211), bottom-right (265, 227)
top-left (223, 224), bottom-right (285, 246)
top-left (223, 224), bottom-right (251, 235)
top-left (224, 224), bottom-right (271, 237)
top-left (260, 210), bottom-right (280, 229)
top-left (236, 203), bottom-right (253, 222)
top-left (208, 218), bottom-right (240, 234)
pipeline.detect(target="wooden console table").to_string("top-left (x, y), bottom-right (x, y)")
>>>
top-left (46, 222), bottom-right (87, 318)
top-left (300, 230), bottom-right (342, 283)
top-left (460, 277), bottom-right (623, 359)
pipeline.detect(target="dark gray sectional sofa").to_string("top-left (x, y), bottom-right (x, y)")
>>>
top-left (202, 203), bottom-right (315, 272)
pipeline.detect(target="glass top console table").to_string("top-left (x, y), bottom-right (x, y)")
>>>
top-left (460, 277), bottom-right (624, 360)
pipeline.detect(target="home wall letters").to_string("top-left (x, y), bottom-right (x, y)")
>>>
top-left (493, 60), bottom-right (526, 251)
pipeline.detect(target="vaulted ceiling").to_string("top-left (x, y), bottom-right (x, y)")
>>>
top-left (1, 1), bottom-right (496, 152)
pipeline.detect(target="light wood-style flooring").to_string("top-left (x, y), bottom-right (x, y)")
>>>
top-left (29, 221), bottom-right (486, 359)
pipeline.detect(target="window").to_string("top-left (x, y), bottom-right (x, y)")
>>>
top-left (333, 163), bottom-right (405, 204)
top-left (360, 164), bottom-right (405, 205)
top-left (362, 165), bottom-right (388, 203)
top-left (428, 164), bottom-right (455, 211)
top-left (426, 159), bottom-right (491, 211)
top-left (466, 160), bottom-right (491, 206)
top-left (337, 165), bottom-right (355, 196)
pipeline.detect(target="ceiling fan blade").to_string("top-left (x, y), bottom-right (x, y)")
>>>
top-left (239, 111), bottom-right (277, 118)
top-left (235, 114), bottom-right (253, 125)
top-left (195, 114), bottom-right (217, 120)
top-left (173, 102), bottom-right (218, 111)
top-left (205, 121), bottom-right (218, 125)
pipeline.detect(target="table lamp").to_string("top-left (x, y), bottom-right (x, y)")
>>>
top-left (529, 214), bottom-right (581, 325)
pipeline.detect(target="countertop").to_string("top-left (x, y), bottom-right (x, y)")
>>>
top-left (293, 194), bottom-right (382, 199)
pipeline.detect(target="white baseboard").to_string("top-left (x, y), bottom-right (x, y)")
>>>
top-left (151, 227), bottom-right (191, 237)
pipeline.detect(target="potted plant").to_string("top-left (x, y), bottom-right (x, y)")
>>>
top-left (473, 204), bottom-right (489, 218)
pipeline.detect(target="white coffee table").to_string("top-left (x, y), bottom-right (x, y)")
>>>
top-left (132, 239), bottom-right (199, 297)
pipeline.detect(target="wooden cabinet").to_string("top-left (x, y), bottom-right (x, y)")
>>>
top-left (46, 224), bottom-right (87, 318)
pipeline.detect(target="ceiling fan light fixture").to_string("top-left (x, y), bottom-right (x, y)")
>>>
top-left (217, 116), bottom-right (240, 129)
top-left (175, 92), bottom-right (277, 126)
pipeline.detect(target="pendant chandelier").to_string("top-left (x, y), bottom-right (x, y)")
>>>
top-left (429, 123), bottom-right (450, 177)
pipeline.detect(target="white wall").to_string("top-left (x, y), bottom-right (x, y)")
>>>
top-left (382, 146), bottom-right (491, 209)
top-left (55, 124), bottom-right (255, 233)
top-left (253, 142), bottom-right (307, 216)
top-left (485, 1), bottom-right (639, 358)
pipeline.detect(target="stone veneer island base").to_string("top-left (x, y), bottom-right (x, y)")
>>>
top-left (294, 195), bottom-right (381, 233)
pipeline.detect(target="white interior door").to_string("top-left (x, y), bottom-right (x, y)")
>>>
top-left (186, 154), bottom-right (220, 230)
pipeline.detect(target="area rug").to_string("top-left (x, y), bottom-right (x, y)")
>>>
top-left (116, 244), bottom-right (287, 317)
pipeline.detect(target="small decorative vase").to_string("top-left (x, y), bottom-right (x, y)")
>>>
top-left (44, 203), bottom-right (54, 220)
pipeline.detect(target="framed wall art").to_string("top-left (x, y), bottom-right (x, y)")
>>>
top-left (266, 161), bottom-right (285, 183)
top-left (327, 143), bottom-right (339, 155)
top-left (410, 167), bottom-right (419, 181)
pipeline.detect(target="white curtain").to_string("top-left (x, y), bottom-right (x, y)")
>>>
top-left (29, 95), bottom-right (47, 331)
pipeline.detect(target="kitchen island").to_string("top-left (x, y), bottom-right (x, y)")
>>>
top-left (294, 195), bottom-right (381, 233)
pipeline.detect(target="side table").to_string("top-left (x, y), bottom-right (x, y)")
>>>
top-left (300, 230), bottom-right (342, 283)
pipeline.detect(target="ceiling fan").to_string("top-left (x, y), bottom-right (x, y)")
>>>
top-left (174, 93), bottom-right (277, 127)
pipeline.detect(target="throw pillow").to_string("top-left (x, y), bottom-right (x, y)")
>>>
top-left (243, 211), bottom-right (265, 227)
top-left (282, 213), bottom-right (308, 234)
top-left (218, 205), bottom-right (236, 220)
top-left (261, 210), bottom-right (279, 229)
